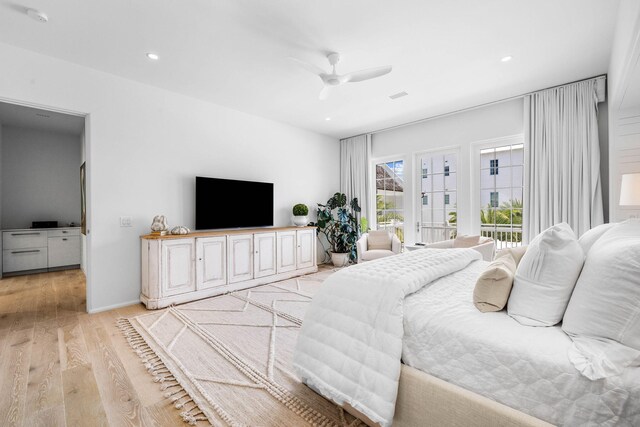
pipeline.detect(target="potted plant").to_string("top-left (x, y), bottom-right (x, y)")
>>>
top-left (316, 192), bottom-right (362, 266)
top-left (292, 203), bottom-right (309, 227)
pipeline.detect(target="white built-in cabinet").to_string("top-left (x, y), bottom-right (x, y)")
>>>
top-left (2, 227), bottom-right (81, 274)
top-left (141, 226), bottom-right (317, 309)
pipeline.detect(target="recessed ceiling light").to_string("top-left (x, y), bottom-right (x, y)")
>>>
top-left (325, 117), bottom-right (331, 121)
top-left (26, 9), bottom-right (48, 23)
top-left (146, 53), bottom-right (159, 61)
top-left (389, 91), bottom-right (408, 100)
top-left (501, 55), bottom-right (513, 62)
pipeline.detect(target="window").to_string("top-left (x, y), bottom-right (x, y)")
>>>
top-left (490, 159), bottom-right (499, 175)
top-left (480, 143), bottom-right (524, 248)
top-left (417, 151), bottom-right (457, 243)
top-left (375, 160), bottom-right (404, 243)
top-left (490, 192), bottom-right (499, 208)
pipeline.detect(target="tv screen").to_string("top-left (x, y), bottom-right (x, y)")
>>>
top-left (196, 177), bottom-right (274, 230)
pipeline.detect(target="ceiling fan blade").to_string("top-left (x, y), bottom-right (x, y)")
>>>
top-left (319, 86), bottom-right (331, 101)
top-left (345, 65), bottom-right (392, 83)
top-left (288, 57), bottom-right (326, 76)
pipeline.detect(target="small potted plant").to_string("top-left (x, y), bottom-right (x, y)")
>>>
top-left (292, 203), bottom-right (309, 227)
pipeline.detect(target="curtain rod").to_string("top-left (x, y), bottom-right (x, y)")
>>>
top-left (346, 74), bottom-right (606, 139)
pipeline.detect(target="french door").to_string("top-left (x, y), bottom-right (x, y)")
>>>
top-left (416, 150), bottom-right (458, 243)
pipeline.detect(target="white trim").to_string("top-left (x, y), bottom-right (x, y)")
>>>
top-left (0, 96), bottom-right (93, 313)
top-left (469, 134), bottom-right (525, 236)
top-left (413, 147), bottom-right (461, 243)
top-left (88, 299), bottom-right (142, 314)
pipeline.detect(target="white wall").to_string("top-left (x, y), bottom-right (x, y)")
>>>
top-left (608, 0), bottom-right (640, 222)
top-left (1, 126), bottom-right (81, 229)
top-left (0, 42), bottom-right (339, 312)
top-left (372, 99), bottom-right (524, 245)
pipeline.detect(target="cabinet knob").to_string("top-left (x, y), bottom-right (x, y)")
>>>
top-left (198, 258), bottom-right (202, 261)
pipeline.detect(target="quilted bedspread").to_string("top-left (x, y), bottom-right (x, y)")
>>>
top-left (293, 248), bottom-right (481, 427)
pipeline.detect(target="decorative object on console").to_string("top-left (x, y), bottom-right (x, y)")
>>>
top-left (292, 203), bottom-right (309, 227)
top-left (150, 215), bottom-right (169, 235)
top-left (316, 192), bottom-right (362, 265)
top-left (170, 225), bottom-right (190, 235)
top-left (620, 173), bottom-right (640, 206)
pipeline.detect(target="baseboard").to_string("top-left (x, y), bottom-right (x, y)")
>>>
top-left (88, 299), bottom-right (141, 314)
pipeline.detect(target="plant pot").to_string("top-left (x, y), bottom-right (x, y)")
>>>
top-left (330, 252), bottom-right (350, 267)
top-left (293, 215), bottom-right (308, 227)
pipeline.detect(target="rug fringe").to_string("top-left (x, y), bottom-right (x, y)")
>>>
top-left (116, 317), bottom-right (211, 426)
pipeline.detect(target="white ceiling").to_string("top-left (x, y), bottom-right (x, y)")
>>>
top-left (0, 101), bottom-right (84, 135)
top-left (0, 0), bottom-right (619, 138)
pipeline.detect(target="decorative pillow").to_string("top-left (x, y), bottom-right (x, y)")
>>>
top-left (495, 245), bottom-right (528, 265)
top-left (578, 222), bottom-right (616, 254)
top-left (507, 223), bottom-right (585, 327)
top-left (452, 235), bottom-right (481, 248)
top-left (562, 219), bottom-right (640, 379)
top-left (473, 251), bottom-right (517, 312)
top-left (367, 231), bottom-right (392, 250)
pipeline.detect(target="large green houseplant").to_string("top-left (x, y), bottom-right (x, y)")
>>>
top-left (316, 192), bottom-right (362, 266)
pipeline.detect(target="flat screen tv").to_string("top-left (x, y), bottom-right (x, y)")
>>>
top-left (196, 176), bottom-right (274, 230)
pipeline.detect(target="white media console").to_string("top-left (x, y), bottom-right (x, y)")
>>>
top-left (140, 226), bottom-right (317, 309)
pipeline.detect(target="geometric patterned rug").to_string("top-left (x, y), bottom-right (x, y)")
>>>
top-left (118, 268), bottom-right (364, 426)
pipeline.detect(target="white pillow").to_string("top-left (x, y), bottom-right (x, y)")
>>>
top-left (562, 219), bottom-right (640, 379)
top-left (507, 223), bottom-right (585, 327)
top-left (578, 222), bottom-right (616, 254)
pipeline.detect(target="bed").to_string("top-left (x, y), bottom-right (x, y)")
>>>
top-left (294, 249), bottom-right (640, 427)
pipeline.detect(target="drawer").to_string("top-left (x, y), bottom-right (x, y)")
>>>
top-left (48, 236), bottom-right (81, 268)
top-left (3, 248), bottom-right (48, 273)
top-left (3, 231), bottom-right (48, 250)
top-left (48, 229), bottom-right (81, 238)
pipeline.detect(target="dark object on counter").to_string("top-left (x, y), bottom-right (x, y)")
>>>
top-left (32, 221), bottom-right (58, 229)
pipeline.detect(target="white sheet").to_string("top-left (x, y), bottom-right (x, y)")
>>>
top-left (403, 261), bottom-right (640, 427)
top-left (294, 248), bottom-right (481, 427)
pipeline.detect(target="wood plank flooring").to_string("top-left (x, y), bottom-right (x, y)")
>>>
top-left (0, 270), bottom-right (190, 426)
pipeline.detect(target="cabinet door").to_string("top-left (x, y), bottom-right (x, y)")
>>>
top-left (48, 236), bottom-right (81, 267)
top-left (161, 239), bottom-right (196, 296)
top-left (297, 229), bottom-right (316, 269)
top-left (196, 236), bottom-right (227, 290)
top-left (277, 231), bottom-right (297, 273)
top-left (254, 233), bottom-right (276, 278)
top-left (228, 234), bottom-right (253, 283)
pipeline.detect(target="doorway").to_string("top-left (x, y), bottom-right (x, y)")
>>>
top-left (0, 99), bottom-right (90, 313)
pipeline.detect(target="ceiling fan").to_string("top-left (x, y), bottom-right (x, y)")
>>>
top-left (291, 52), bottom-right (392, 100)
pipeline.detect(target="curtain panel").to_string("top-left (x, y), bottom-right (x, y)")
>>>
top-left (524, 79), bottom-right (604, 242)
top-left (340, 134), bottom-right (371, 224)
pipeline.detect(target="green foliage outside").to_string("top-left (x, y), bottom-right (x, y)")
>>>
top-left (448, 199), bottom-right (523, 242)
top-left (376, 194), bottom-right (404, 242)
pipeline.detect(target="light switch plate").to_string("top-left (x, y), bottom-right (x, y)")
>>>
top-left (120, 216), bottom-right (132, 227)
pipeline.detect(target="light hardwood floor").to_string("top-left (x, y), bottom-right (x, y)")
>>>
top-left (0, 269), bottom-right (191, 427)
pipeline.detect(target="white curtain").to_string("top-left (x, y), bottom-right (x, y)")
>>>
top-left (340, 134), bottom-right (372, 223)
top-left (524, 79), bottom-right (604, 241)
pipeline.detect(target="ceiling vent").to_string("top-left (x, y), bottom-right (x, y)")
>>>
top-left (36, 113), bottom-right (50, 118)
top-left (389, 91), bottom-right (408, 100)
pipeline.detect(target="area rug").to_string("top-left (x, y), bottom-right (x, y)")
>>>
top-left (118, 268), bottom-right (363, 426)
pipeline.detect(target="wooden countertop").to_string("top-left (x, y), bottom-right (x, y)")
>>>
top-left (141, 225), bottom-right (317, 240)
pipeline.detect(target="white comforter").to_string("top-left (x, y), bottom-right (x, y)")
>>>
top-left (403, 261), bottom-right (640, 426)
top-left (293, 248), bottom-right (481, 427)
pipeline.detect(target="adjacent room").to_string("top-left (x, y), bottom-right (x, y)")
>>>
top-left (0, 1), bottom-right (639, 426)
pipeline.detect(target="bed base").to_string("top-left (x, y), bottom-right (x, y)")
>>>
top-left (344, 364), bottom-right (553, 427)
